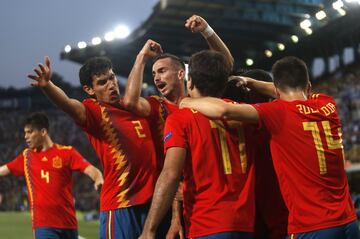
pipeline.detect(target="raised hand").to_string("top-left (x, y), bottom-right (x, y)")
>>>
top-left (139, 39), bottom-right (163, 59)
top-left (28, 56), bottom-right (52, 88)
top-left (228, 75), bottom-right (250, 87)
top-left (185, 15), bottom-right (208, 33)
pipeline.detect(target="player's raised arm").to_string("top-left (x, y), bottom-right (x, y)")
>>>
top-left (180, 97), bottom-right (259, 123)
top-left (0, 165), bottom-right (10, 177)
top-left (185, 15), bottom-right (234, 69)
top-left (83, 165), bottom-right (104, 191)
top-left (27, 56), bottom-right (86, 124)
top-left (123, 40), bottom-right (163, 116)
top-left (139, 147), bottom-right (186, 239)
top-left (229, 75), bottom-right (277, 99)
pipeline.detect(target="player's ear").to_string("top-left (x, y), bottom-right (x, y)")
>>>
top-left (83, 85), bottom-right (95, 97)
top-left (178, 69), bottom-right (185, 81)
top-left (305, 81), bottom-right (312, 98)
top-left (40, 128), bottom-right (47, 136)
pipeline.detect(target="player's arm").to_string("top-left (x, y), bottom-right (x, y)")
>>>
top-left (185, 15), bottom-right (234, 69)
top-left (0, 165), bottom-right (10, 177)
top-left (83, 165), bottom-right (104, 191)
top-left (180, 97), bottom-right (259, 123)
top-left (166, 199), bottom-right (185, 239)
top-left (140, 147), bottom-right (186, 239)
top-left (27, 56), bottom-right (86, 124)
top-left (123, 40), bottom-right (163, 117)
top-left (229, 75), bottom-right (277, 99)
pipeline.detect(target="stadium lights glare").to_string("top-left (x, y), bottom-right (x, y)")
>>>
top-left (77, 41), bottom-right (87, 49)
top-left (92, 37), bottom-right (102, 45)
top-left (291, 35), bottom-right (299, 43)
top-left (337, 8), bottom-right (347, 15)
top-left (333, 0), bottom-right (344, 9)
top-left (345, 0), bottom-right (360, 4)
top-left (246, 58), bottom-right (254, 66)
top-left (304, 27), bottom-right (313, 35)
top-left (315, 10), bottom-right (327, 20)
top-left (300, 19), bottom-right (312, 29)
top-left (264, 50), bottom-right (273, 58)
top-left (114, 25), bottom-right (130, 39)
top-left (142, 82), bottom-right (148, 89)
top-left (104, 32), bottom-right (115, 42)
top-left (277, 43), bottom-right (285, 51)
top-left (64, 45), bottom-right (71, 53)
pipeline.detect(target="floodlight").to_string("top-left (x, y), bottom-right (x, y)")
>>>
top-left (78, 41), bottom-right (87, 49)
top-left (64, 45), bottom-right (71, 53)
top-left (92, 37), bottom-right (102, 45)
top-left (291, 35), bottom-right (299, 43)
top-left (264, 50), bottom-right (273, 58)
top-left (246, 58), bottom-right (254, 66)
top-left (104, 32), bottom-right (115, 42)
top-left (333, 0), bottom-right (344, 9)
top-left (114, 25), bottom-right (130, 39)
top-left (315, 10), bottom-right (327, 20)
top-left (300, 19), bottom-right (311, 29)
top-left (277, 43), bottom-right (285, 51)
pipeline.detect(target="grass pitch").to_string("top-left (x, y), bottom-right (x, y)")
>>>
top-left (0, 211), bottom-right (98, 239)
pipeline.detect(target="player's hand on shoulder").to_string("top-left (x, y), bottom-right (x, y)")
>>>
top-left (185, 15), bottom-right (208, 33)
top-left (179, 97), bottom-right (192, 109)
top-left (228, 75), bottom-right (250, 87)
top-left (94, 177), bottom-right (104, 192)
top-left (139, 39), bottom-right (163, 59)
top-left (28, 56), bottom-right (52, 88)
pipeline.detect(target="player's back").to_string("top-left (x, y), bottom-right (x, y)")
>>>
top-left (164, 105), bottom-right (255, 237)
top-left (254, 93), bottom-right (356, 233)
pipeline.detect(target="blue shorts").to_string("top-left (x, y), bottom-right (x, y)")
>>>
top-left (34, 227), bottom-right (78, 239)
top-left (287, 220), bottom-right (360, 239)
top-left (195, 231), bottom-right (254, 239)
top-left (99, 203), bottom-right (171, 239)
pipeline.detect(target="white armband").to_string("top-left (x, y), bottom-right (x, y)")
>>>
top-left (200, 25), bottom-right (215, 39)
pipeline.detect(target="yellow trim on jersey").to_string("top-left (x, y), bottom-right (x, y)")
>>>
top-left (98, 102), bottom-right (130, 207)
top-left (23, 149), bottom-right (35, 227)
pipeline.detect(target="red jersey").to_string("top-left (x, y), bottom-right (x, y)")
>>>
top-left (6, 144), bottom-right (90, 229)
top-left (248, 125), bottom-right (288, 239)
top-left (164, 104), bottom-right (255, 238)
top-left (254, 93), bottom-right (356, 233)
top-left (79, 98), bottom-right (157, 211)
top-left (146, 96), bottom-right (178, 172)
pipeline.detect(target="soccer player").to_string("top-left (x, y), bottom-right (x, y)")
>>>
top-left (0, 112), bottom-right (103, 239)
top-left (139, 50), bottom-right (255, 239)
top-left (27, 57), bottom-right (164, 238)
top-left (123, 15), bottom-right (234, 238)
top-left (224, 69), bottom-right (288, 239)
top-left (180, 56), bottom-right (360, 239)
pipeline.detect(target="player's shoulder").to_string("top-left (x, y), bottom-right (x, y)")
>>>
top-left (309, 93), bottom-right (334, 101)
top-left (54, 144), bottom-right (73, 151)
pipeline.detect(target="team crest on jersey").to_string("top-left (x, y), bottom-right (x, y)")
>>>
top-left (52, 156), bottom-right (62, 168)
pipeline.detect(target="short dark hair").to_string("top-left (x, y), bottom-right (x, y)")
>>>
top-left (272, 56), bottom-right (309, 91)
top-left (79, 57), bottom-right (113, 87)
top-left (153, 53), bottom-right (185, 71)
top-left (188, 50), bottom-right (231, 97)
top-left (25, 112), bottom-right (49, 131)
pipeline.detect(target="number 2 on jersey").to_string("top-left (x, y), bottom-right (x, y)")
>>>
top-left (132, 120), bottom-right (146, 138)
top-left (303, 120), bottom-right (344, 175)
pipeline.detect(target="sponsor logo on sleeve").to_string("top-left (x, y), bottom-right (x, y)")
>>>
top-left (164, 131), bottom-right (172, 142)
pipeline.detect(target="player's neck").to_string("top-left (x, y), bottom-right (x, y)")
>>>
top-left (38, 137), bottom-right (54, 152)
top-left (165, 91), bottom-right (185, 106)
top-left (278, 89), bottom-right (308, 101)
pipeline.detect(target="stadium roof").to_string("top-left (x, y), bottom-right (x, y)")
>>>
top-left (61, 0), bottom-right (360, 83)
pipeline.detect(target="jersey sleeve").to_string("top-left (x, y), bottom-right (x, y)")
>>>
top-left (163, 110), bottom-right (188, 153)
top-left (6, 153), bottom-right (25, 176)
top-left (252, 100), bottom-right (286, 135)
top-left (77, 99), bottom-right (102, 136)
top-left (69, 148), bottom-right (91, 172)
